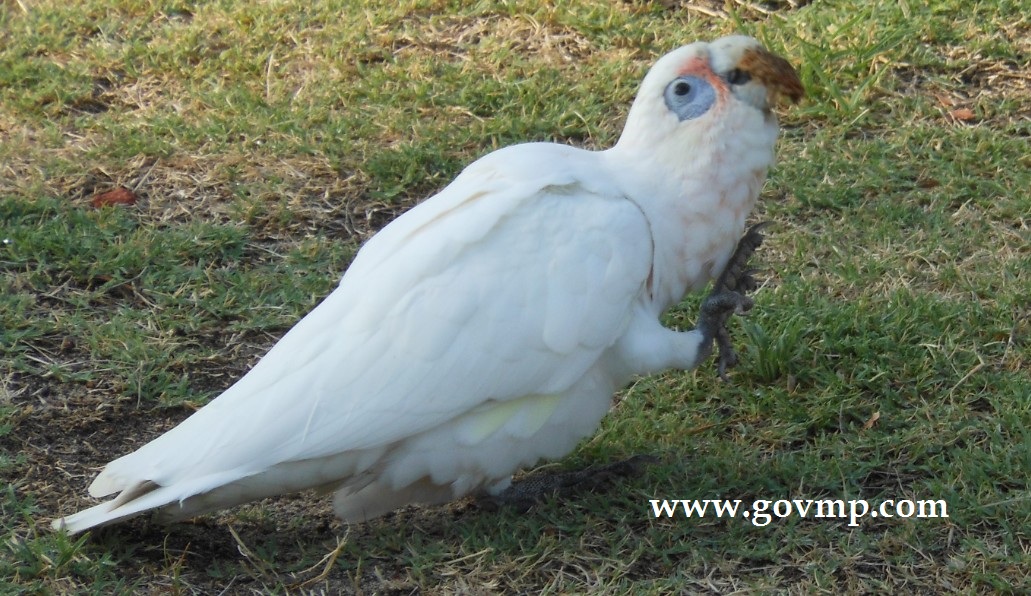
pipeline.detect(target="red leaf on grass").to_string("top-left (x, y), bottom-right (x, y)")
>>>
top-left (948, 108), bottom-right (976, 123)
top-left (91, 187), bottom-right (137, 208)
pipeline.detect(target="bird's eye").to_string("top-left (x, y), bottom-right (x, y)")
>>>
top-left (663, 75), bottom-right (716, 122)
top-left (726, 68), bottom-right (751, 85)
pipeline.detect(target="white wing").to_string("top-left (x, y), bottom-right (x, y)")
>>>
top-left (67, 142), bottom-right (653, 529)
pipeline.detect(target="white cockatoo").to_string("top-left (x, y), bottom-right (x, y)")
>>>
top-left (54, 35), bottom-right (803, 534)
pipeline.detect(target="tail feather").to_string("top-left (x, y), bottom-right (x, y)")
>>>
top-left (52, 500), bottom-right (143, 535)
top-left (87, 467), bottom-right (134, 498)
top-left (53, 471), bottom-right (245, 535)
top-left (53, 451), bottom-right (378, 534)
top-left (53, 481), bottom-right (176, 534)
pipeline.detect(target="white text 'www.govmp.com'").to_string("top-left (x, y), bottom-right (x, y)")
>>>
top-left (650, 498), bottom-right (949, 527)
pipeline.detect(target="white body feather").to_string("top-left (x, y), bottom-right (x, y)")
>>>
top-left (55, 36), bottom-right (785, 533)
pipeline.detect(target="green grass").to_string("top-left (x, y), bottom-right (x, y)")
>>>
top-left (2, 0), bottom-right (1029, 592)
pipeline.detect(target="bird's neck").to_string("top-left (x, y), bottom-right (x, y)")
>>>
top-left (605, 112), bottom-right (777, 313)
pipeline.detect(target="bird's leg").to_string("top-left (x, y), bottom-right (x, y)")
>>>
top-left (475, 455), bottom-right (658, 512)
top-left (699, 222), bottom-right (768, 380)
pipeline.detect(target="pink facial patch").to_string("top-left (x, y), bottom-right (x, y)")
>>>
top-left (676, 55), bottom-right (709, 77)
top-left (676, 55), bottom-right (728, 102)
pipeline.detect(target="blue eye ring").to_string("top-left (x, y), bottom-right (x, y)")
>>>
top-left (663, 75), bottom-right (716, 121)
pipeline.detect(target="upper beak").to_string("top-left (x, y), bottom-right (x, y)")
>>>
top-left (738, 47), bottom-right (805, 106)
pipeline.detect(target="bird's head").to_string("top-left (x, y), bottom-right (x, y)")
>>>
top-left (614, 35), bottom-right (803, 152)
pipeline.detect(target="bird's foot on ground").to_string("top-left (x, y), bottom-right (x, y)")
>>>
top-left (700, 222), bottom-right (769, 380)
top-left (475, 455), bottom-right (658, 512)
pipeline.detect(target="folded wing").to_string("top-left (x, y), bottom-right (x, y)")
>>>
top-left (57, 143), bottom-right (654, 532)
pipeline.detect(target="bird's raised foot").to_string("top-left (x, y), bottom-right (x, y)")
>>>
top-left (701, 222), bottom-right (769, 380)
top-left (714, 221), bottom-right (768, 294)
top-left (475, 455), bottom-right (658, 512)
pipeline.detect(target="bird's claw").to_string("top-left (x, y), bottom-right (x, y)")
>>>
top-left (701, 222), bottom-right (768, 380)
